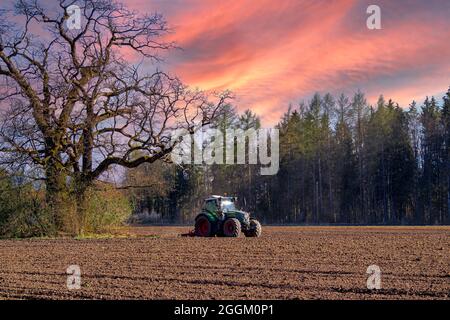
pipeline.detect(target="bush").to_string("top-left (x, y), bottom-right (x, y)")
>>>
top-left (81, 184), bottom-right (132, 234)
top-left (0, 174), bottom-right (132, 237)
top-left (0, 183), bottom-right (55, 238)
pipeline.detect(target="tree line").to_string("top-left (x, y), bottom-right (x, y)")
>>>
top-left (126, 89), bottom-right (450, 225)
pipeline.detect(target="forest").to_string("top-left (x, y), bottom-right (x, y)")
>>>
top-left (126, 88), bottom-right (450, 226)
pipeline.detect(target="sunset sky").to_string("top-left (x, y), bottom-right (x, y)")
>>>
top-left (125, 0), bottom-right (450, 124)
top-left (5, 0), bottom-right (450, 125)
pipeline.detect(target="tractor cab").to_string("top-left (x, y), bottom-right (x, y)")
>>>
top-left (203, 195), bottom-right (237, 216)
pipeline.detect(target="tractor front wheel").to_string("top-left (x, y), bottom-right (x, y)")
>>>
top-left (195, 216), bottom-right (213, 237)
top-left (223, 218), bottom-right (241, 237)
top-left (244, 219), bottom-right (262, 237)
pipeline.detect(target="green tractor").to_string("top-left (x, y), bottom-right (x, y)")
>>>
top-left (194, 195), bottom-right (262, 237)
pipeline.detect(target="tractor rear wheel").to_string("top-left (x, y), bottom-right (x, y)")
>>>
top-left (223, 218), bottom-right (241, 237)
top-left (195, 216), bottom-right (213, 237)
top-left (244, 219), bottom-right (262, 237)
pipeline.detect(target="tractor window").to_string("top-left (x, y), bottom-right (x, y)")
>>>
top-left (221, 200), bottom-right (236, 212)
top-left (204, 200), bottom-right (217, 213)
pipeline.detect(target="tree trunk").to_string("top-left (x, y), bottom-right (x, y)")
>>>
top-left (74, 176), bottom-right (93, 235)
top-left (45, 164), bottom-right (92, 235)
top-left (45, 163), bottom-right (70, 233)
top-left (75, 186), bottom-right (88, 235)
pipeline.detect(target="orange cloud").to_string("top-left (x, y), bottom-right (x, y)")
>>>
top-left (127, 0), bottom-right (450, 125)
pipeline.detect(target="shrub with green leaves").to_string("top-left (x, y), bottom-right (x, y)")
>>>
top-left (0, 173), bottom-right (132, 237)
top-left (0, 178), bottom-right (55, 238)
top-left (81, 184), bottom-right (132, 234)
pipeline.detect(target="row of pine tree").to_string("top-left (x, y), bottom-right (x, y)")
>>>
top-left (126, 88), bottom-right (450, 225)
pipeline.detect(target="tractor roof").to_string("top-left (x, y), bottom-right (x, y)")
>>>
top-left (205, 195), bottom-right (236, 201)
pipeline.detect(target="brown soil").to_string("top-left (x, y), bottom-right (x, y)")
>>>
top-left (0, 226), bottom-right (448, 299)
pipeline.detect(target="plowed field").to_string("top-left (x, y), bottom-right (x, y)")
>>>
top-left (0, 226), bottom-right (448, 299)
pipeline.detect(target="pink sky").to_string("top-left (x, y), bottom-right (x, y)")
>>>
top-left (7, 0), bottom-right (450, 125)
top-left (124, 0), bottom-right (450, 124)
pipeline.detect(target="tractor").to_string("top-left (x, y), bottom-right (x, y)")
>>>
top-left (194, 195), bottom-right (262, 237)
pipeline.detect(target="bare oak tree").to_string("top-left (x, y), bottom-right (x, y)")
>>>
top-left (0, 0), bottom-right (231, 233)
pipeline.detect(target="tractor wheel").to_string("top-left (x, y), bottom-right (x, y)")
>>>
top-left (244, 219), bottom-right (262, 237)
top-left (223, 218), bottom-right (241, 237)
top-left (195, 216), bottom-right (214, 237)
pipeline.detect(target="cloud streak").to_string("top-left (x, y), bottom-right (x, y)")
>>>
top-left (4, 0), bottom-right (448, 125)
top-left (100, 0), bottom-right (450, 124)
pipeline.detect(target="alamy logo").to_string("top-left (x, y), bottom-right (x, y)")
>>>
top-left (66, 5), bottom-right (81, 30)
top-left (366, 265), bottom-right (381, 289)
top-left (66, 265), bottom-right (81, 290)
top-left (170, 127), bottom-right (279, 175)
top-left (366, 5), bottom-right (381, 30)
